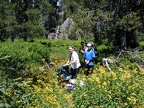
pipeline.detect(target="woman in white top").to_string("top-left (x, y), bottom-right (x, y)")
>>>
top-left (65, 46), bottom-right (81, 79)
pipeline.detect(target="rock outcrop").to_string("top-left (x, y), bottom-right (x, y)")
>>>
top-left (47, 17), bottom-right (74, 39)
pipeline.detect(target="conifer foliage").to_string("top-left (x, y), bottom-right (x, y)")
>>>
top-left (0, 0), bottom-right (57, 41)
top-left (0, 0), bottom-right (144, 48)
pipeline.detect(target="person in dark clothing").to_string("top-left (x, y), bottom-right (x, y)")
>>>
top-left (79, 41), bottom-right (87, 68)
top-left (79, 41), bottom-right (87, 55)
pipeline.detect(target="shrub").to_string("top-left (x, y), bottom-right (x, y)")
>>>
top-left (0, 40), bottom-right (50, 71)
top-left (0, 59), bottom-right (73, 108)
top-left (139, 41), bottom-right (144, 48)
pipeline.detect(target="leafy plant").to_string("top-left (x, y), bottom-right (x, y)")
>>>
top-left (0, 39), bottom-right (50, 71)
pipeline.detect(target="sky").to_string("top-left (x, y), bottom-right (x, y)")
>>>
top-left (8, 0), bottom-right (60, 6)
top-left (8, 0), bottom-right (35, 2)
top-left (57, 0), bottom-right (61, 6)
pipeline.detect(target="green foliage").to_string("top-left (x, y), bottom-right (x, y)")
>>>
top-left (37, 39), bottom-right (81, 48)
top-left (0, 0), bottom-right (57, 41)
top-left (139, 41), bottom-right (144, 48)
top-left (17, 21), bottom-right (46, 39)
top-left (0, 1), bottom-right (17, 41)
top-left (0, 66), bottom-right (72, 108)
top-left (96, 39), bottom-right (118, 61)
top-left (74, 56), bottom-right (144, 107)
top-left (62, 0), bottom-right (144, 48)
top-left (0, 39), bottom-right (144, 107)
top-left (0, 39), bottom-right (50, 71)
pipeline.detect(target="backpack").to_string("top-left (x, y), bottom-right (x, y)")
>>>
top-left (57, 65), bottom-right (72, 81)
top-left (88, 42), bottom-right (98, 56)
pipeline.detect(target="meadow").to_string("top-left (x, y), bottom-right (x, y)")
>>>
top-left (0, 39), bottom-right (144, 108)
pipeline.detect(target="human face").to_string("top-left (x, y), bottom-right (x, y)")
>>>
top-left (69, 47), bottom-right (74, 53)
top-left (87, 46), bottom-right (92, 50)
top-left (81, 42), bottom-right (85, 47)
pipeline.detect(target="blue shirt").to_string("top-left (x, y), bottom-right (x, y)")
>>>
top-left (84, 49), bottom-right (95, 66)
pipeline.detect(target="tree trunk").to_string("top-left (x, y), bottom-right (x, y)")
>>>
top-left (121, 28), bottom-right (127, 49)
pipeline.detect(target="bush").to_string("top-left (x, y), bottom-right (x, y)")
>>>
top-left (0, 40), bottom-right (50, 71)
top-left (37, 39), bottom-right (81, 48)
top-left (96, 44), bottom-right (118, 63)
top-left (139, 41), bottom-right (144, 48)
top-left (0, 59), bottom-right (73, 108)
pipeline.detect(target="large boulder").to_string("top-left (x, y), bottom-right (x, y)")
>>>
top-left (56, 17), bottom-right (74, 39)
top-left (47, 33), bottom-right (57, 40)
top-left (47, 17), bottom-right (74, 39)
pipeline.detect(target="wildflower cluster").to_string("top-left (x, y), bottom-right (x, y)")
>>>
top-left (1, 57), bottom-right (144, 108)
top-left (73, 62), bottom-right (144, 108)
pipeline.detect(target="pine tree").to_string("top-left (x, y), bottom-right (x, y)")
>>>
top-left (0, 0), bottom-right (17, 41)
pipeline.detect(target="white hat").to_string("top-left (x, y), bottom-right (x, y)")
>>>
top-left (87, 43), bottom-right (92, 47)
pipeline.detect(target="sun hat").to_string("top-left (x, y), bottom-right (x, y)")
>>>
top-left (87, 43), bottom-right (92, 47)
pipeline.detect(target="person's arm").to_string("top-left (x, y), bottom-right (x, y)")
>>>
top-left (84, 52), bottom-right (87, 63)
top-left (79, 48), bottom-right (84, 54)
top-left (65, 53), bottom-right (77, 65)
top-left (68, 60), bottom-right (76, 65)
top-left (80, 50), bottom-right (84, 54)
top-left (66, 60), bottom-right (69, 64)
top-left (64, 60), bottom-right (70, 66)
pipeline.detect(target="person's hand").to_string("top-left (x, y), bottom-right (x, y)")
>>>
top-left (85, 60), bottom-right (89, 64)
top-left (79, 49), bottom-right (84, 54)
top-left (63, 64), bottom-right (67, 66)
top-left (63, 63), bottom-right (69, 66)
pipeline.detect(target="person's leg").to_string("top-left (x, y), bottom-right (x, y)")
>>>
top-left (87, 66), bottom-right (90, 75)
top-left (71, 68), bottom-right (74, 78)
top-left (75, 67), bottom-right (80, 78)
top-left (72, 67), bottom-right (80, 79)
top-left (87, 65), bottom-right (94, 75)
top-left (89, 65), bottom-right (94, 74)
top-left (81, 61), bottom-right (85, 68)
top-left (84, 66), bottom-right (89, 76)
top-left (71, 68), bottom-right (78, 79)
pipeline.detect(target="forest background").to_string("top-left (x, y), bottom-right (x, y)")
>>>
top-left (0, 0), bottom-right (144, 48)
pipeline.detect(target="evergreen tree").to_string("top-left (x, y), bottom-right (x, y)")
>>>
top-left (63, 0), bottom-right (144, 48)
top-left (0, 0), bottom-right (17, 41)
top-left (0, 0), bottom-right (58, 41)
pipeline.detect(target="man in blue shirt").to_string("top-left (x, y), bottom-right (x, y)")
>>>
top-left (84, 43), bottom-right (96, 76)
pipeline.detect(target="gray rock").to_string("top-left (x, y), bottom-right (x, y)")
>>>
top-left (47, 33), bottom-right (58, 40)
top-left (47, 17), bottom-right (75, 39)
